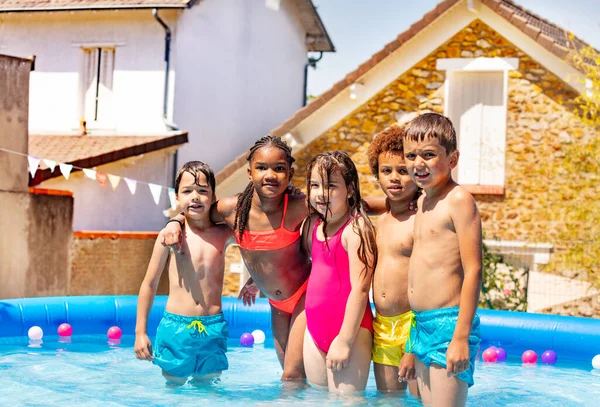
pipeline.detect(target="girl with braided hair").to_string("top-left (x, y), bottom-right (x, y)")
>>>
top-left (161, 135), bottom-right (312, 381)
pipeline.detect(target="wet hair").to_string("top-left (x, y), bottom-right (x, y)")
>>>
top-left (306, 151), bottom-right (377, 277)
top-left (174, 161), bottom-right (215, 195)
top-left (404, 112), bottom-right (457, 154)
top-left (367, 123), bottom-right (406, 178)
top-left (234, 135), bottom-right (295, 241)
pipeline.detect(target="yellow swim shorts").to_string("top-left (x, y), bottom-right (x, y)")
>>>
top-left (372, 310), bottom-right (414, 366)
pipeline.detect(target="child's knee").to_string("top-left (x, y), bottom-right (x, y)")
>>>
top-left (162, 371), bottom-right (187, 386)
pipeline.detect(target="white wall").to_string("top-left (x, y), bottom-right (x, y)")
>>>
top-left (40, 149), bottom-right (176, 231)
top-left (173, 0), bottom-right (308, 172)
top-left (0, 9), bottom-right (178, 134)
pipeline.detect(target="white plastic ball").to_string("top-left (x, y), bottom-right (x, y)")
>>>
top-left (251, 329), bottom-right (266, 345)
top-left (592, 354), bottom-right (600, 370)
top-left (28, 326), bottom-right (43, 341)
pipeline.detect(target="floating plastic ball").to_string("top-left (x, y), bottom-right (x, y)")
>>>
top-left (592, 354), bottom-right (600, 369)
top-left (522, 350), bottom-right (538, 364)
top-left (495, 347), bottom-right (507, 362)
top-left (541, 350), bottom-right (557, 365)
top-left (251, 329), bottom-right (266, 345)
top-left (482, 347), bottom-right (498, 363)
top-left (28, 326), bottom-right (43, 341)
top-left (240, 332), bottom-right (254, 347)
top-left (107, 326), bottom-right (122, 340)
top-left (57, 323), bottom-right (72, 337)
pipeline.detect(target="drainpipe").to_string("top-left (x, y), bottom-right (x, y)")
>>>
top-left (153, 8), bottom-right (180, 184)
top-left (303, 52), bottom-right (323, 106)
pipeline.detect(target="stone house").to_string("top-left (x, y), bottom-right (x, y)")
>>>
top-left (214, 0), bottom-right (599, 313)
top-left (0, 0), bottom-right (333, 231)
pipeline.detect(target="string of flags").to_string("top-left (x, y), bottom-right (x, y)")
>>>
top-left (1, 146), bottom-right (178, 211)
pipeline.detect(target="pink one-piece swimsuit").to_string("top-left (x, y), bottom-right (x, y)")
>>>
top-left (305, 217), bottom-right (374, 353)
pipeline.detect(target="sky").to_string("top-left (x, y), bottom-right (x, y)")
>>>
top-left (307, 0), bottom-right (600, 97)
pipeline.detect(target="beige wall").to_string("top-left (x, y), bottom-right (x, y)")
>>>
top-left (0, 54), bottom-right (74, 299)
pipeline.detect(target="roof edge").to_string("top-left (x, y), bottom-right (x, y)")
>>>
top-left (29, 132), bottom-right (188, 186)
top-left (0, 4), bottom-right (188, 13)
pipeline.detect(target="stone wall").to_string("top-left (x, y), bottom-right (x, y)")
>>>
top-left (70, 231), bottom-right (243, 296)
top-left (540, 294), bottom-right (600, 319)
top-left (293, 19), bottom-right (597, 278)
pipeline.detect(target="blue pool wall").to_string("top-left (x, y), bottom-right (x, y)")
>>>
top-left (1, 296), bottom-right (599, 362)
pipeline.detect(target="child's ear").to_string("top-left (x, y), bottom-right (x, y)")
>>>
top-left (289, 166), bottom-right (295, 179)
top-left (247, 167), bottom-right (252, 180)
top-left (449, 150), bottom-right (459, 169)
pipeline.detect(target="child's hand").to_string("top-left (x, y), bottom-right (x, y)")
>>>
top-left (409, 199), bottom-right (418, 212)
top-left (446, 338), bottom-right (470, 376)
top-left (326, 336), bottom-right (352, 372)
top-left (398, 352), bottom-right (416, 382)
top-left (237, 278), bottom-right (259, 306)
top-left (160, 221), bottom-right (184, 254)
top-left (285, 184), bottom-right (305, 197)
top-left (134, 333), bottom-right (154, 361)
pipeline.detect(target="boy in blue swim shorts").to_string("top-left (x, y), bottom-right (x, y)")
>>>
top-left (403, 114), bottom-right (483, 406)
top-left (134, 161), bottom-right (233, 386)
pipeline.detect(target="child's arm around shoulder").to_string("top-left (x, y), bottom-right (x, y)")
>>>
top-left (134, 237), bottom-right (171, 361)
top-left (446, 186), bottom-right (482, 376)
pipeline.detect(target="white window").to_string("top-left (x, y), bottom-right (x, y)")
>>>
top-left (437, 57), bottom-right (518, 188)
top-left (81, 47), bottom-right (115, 127)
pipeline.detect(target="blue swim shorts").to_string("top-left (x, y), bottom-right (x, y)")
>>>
top-left (153, 311), bottom-right (229, 378)
top-left (406, 306), bottom-right (481, 387)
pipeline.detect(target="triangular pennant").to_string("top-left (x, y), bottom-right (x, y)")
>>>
top-left (59, 163), bottom-right (73, 180)
top-left (27, 156), bottom-right (41, 178)
top-left (96, 172), bottom-right (107, 187)
top-left (124, 178), bottom-right (137, 195)
top-left (83, 168), bottom-right (97, 180)
top-left (149, 183), bottom-right (162, 205)
top-left (168, 188), bottom-right (177, 211)
top-left (43, 159), bottom-right (57, 172)
top-left (107, 174), bottom-right (121, 190)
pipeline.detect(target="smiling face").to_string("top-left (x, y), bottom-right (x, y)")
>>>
top-left (309, 165), bottom-right (349, 221)
top-left (403, 137), bottom-right (458, 189)
top-left (377, 151), bottom-right (419, 201)
top-left (176, 171), bottom-right (214, 219)
top-left (247, 146), bottom-right (294, 198)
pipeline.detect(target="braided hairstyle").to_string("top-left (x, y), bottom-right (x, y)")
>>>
top-left (306, 151), bottom-right (378, 277)
top-left (233, 135), bottom-right (295, 242)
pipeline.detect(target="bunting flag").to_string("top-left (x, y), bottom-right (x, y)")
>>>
top-left (108, 174), bottom-right (121, 190)
top-left (168, 188), bottom-right (177, 211)
top-left (124, 177), bottom-right (137, 195)
top-left (96, 172), bottom-right (107, 187)
top-left (59, 163), bottom-right (73, 180)
top-left (0, 147), bottom-right (178, 210)
top-left (149, 183), bottom-right (162, 205)
top-left (27, 156), bottom-right (41, 178)
top-left (265, 0), bottom-right (280, 11)
top-left (83, 168), bottom-right (97, 180)
top-left (43, 159), bottom-right (57, 172)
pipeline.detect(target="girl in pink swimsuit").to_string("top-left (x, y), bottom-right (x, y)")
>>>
top-left (302, 151), bottom-right (377, 392)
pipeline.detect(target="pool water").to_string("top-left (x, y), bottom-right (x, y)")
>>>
top-left (1, 335), bottom-right (599, 406)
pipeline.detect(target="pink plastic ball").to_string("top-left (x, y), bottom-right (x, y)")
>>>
top-left (522, 350), bottom-right (538, 364)
top-left (482, 347), bottom-right (499, 363)
top-left (57, 323), bottom-right (72, 337)
top-left (240, 332), bottom-right (254, 347)
top-left (107, 326), bottom-right (122, 340)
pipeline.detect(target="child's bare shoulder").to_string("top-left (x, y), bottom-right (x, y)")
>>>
top-left (447, 184), bottom-right (476, 209)
top-left (215, 196), bottom-right (238, 216)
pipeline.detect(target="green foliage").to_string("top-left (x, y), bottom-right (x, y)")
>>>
top-left (479, 241), bottom-right (528, 311)
top-left (541, 35), bottom-right (600, 288)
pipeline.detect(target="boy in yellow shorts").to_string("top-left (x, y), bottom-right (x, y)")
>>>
top-left (367, 124), bottom-right (420, 393)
